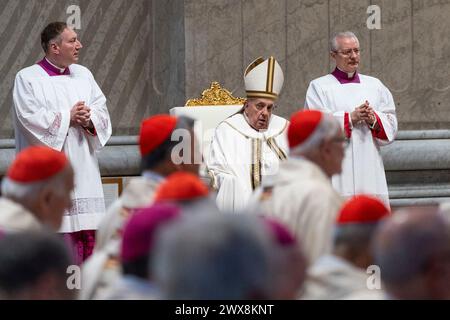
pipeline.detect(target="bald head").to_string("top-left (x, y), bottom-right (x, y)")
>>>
top-left (373, 207), bottom-right (450, 299)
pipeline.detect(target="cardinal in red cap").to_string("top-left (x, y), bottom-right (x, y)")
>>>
top-left (82, 114), bottom-right (201, 300)
top-left (139, 114), bottom-right (178, 157)
top-left (337, 195), bottom-right (390, 225)
top-left (154, 171), bottom-right (219, 215)
top-left (252, 109), bottom-right (344, 265)
top-left (94, 115), bottom-right (200, 253)
top-left (0, 146), bottom-right (74, 232)
top-left (301, 194), bottom-right (389, 300)
top-left (154, 171), bottom-right (209, 203)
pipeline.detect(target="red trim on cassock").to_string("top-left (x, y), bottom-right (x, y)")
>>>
top-left (371, 113), bottom-right (388, 140)
top-left (344, 112), bottom-right (352, 138)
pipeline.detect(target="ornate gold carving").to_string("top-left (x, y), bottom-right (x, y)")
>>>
top-left (185, 82), bottom-right (245, 106)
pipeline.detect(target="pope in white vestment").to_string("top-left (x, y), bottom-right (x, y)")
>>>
top-left (207, 56), bottom-right (289, 212)
top-left (305, 32), bottom-right (397, 206)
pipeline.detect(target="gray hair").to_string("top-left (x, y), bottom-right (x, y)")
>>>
top-left (372, 210), bottom-right (450, 286)
top-left (289, 112), bottom-right (341, 156)
top-left (152, 213), bottom-right (275, 299)
top-left (330, 31), bottom-right (359, 52)
top-left (0, 231), bottom-right (72, 299)
top-left (1, 172), bottom-right (69, 204)
top-left (333, 223), bottom-right (378, 252)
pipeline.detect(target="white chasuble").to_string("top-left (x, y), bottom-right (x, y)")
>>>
top-left (13, 64), bottom-right (112, 233)
top-left (305, 74), bottom-right (397, 206)
top-left (207, 112), bottom-right (288, 213)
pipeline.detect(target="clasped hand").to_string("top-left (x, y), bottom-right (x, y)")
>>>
top-left (70, 101), bottom-right (92, 128)
top-left (350, 101), bottom-right (376, 127)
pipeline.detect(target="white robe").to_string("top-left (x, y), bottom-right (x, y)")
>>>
top-left (301, 254), bottom-right (385, 300)
top-left (305, 73), bottom-right (397, 206)
top-left (80, 175), bottom-right (161, 300)
top-left (207, 112), bottom-right (288, 213)
top-left (0, 197), bottom-right (43, 232)
top-left (254, 157), bottom-right (343, 264)
top-left (12, 64), bottom-right (112, 233)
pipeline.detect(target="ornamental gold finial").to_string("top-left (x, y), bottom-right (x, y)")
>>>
top-left (185, 82), bottom-right (245, 107)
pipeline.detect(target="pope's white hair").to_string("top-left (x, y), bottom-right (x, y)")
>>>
top-left (289, 112), bottom-right (341, 156)
top-left (330, 31), bottom-right (359, 52)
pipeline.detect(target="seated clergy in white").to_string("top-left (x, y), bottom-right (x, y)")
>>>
top-left (207, 57), bottom-right (289, 212)
top-left (253, 110), bottom-right (344, 264)
top-left (302, 195), bottom-right (389, 300)
top-left (0, 146), bottom-right (74, 232)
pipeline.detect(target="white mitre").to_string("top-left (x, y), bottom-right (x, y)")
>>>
top-left (244, 56), bottom-right (284, 100)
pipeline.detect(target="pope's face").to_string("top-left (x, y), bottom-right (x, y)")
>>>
top-left (55, 27), bottom-right (82, 67)
top-left (244, 98), bottom-right (276, 130)
top-left (331, 37), bottom-right (360, 74)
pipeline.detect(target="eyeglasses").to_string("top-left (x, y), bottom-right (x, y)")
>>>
top-left (335, 48), bottom-right (360, 57)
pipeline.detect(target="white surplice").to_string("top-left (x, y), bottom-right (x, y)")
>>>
top-left (12, 64), bottom-right (112, 233)
top-left (253, 157), bottom-right (343, 264)
top-left (305, 73), bottom-right (397, 206)
top-left (207, 112), bottom-right (289, 213)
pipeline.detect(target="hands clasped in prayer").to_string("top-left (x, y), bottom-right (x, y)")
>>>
top-left (350, 101), bottom-right (377, 129)
top-left (70, 101), bottom-right (93, 129)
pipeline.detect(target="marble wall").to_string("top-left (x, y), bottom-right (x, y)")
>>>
top-left (184, 0), bottom-right (450, 130)
top-left (1, 0), bottom-right (450, 139)
top-left (0, 0), bottom-right (185, 138)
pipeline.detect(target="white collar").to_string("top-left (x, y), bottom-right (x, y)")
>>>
top-left (337, 66), bottom-right (355, 78)
top-left (224, 113), bottom-right (287, 140)
top-left (45, 57), bottom-right (67, 73)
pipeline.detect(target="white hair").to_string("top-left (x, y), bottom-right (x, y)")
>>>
top-left (1, 173), bottom-right (69, 204)
top-left (289, 112), bottom-right (341, 156)
top-left (330, 31), bottom-right (359, 52)
top-left (152, 213), bottom-right (275, 299)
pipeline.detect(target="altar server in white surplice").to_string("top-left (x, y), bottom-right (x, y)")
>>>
top-left (207, 56), bottom-right (289, 213)
top-left (12, 22), bottom-right (112, 264)
top-left (305, 31), bottom-right (397, 207)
